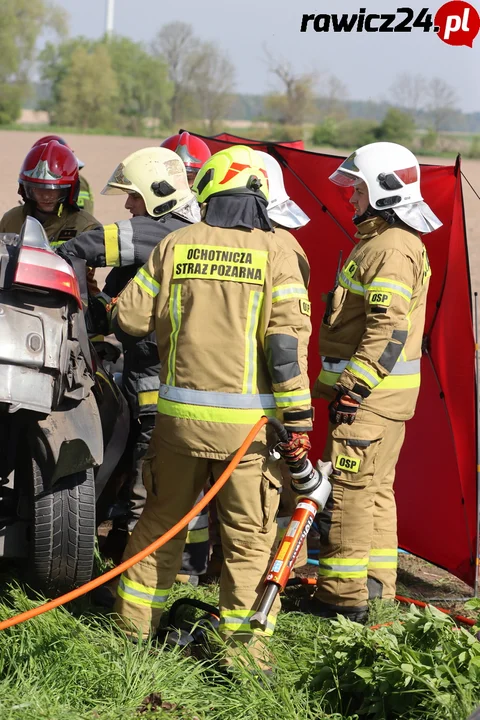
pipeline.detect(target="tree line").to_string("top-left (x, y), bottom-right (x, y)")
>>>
top-left (0, 0), bottom-right (471, 151)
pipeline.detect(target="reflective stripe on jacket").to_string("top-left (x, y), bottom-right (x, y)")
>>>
top-left (313, 216), bottom-right (431, 421)
top-left (115, 221), bottom-right (313, 458)
top-left (57, 213), bottom-right (193, 418)
top-left (77, 174), bottom-right (95, 215)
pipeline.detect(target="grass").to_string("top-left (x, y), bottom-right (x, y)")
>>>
top-left (0, 579), bottom-right (478, 720)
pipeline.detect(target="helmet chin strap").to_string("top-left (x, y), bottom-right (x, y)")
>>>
top-left (353, 204), bottom-right (396, 226)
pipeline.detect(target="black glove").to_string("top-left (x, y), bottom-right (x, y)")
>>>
top-left (328, 389), bottom-right (361, 425)
top-left (88, 294), bottom-right (110, 336)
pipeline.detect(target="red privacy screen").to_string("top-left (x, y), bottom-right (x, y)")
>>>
top-left (196, 132), bottom-right (476, 587)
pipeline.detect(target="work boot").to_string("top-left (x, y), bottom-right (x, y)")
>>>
top-left (90, 582), bottom-right (117, 609)
top-left (298, 596), bottom-right (368, 624)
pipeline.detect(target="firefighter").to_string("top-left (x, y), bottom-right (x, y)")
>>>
top-left (257, 150), bottom-right (312, 571)
top-left (204, 149), bottom-right (313, 581)
top-left (160, 131), bottom-right (212, 580)
top-left (111, 145), bottom-right (313, 672)
top-left (0, 139), bottom-right (98, 243)
top-left (30, 135), bottom-right (95, 215)
top-left (56, 147), bottom-right (207, 582)
top-left (161, 131), bottom-right (211, 188)
top-left (306, 142), bottom-right (442, 622)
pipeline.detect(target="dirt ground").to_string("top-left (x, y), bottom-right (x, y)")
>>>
top-left (1, 129), bottom-right (480, 289)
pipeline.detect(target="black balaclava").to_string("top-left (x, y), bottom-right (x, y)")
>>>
top-left (204, 194), bottom-right (273, 231)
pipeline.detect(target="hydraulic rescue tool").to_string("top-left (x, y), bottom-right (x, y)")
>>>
top-left (250, 417), bottom-right (332, 630)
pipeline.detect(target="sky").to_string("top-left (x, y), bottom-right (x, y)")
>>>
top-left (51, 0), bottom-right (480, 114)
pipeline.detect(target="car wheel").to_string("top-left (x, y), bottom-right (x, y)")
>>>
top-left (30, 460), bottom-right (96, 596)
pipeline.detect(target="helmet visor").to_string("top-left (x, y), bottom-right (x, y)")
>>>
top-left (268, 198), bottom-right (310, 229)
top-left (22, 182), bottom-right (69, 211)
top-left (101, 162), bottom-right (133, 195)
top-left (329, 152), bottom-right (362, 187)
top-left (101, 183), bottom-right (127, 196)
top-left (22, 179), bottom-right (71, 192)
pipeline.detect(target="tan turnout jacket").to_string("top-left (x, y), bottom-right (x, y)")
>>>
top-left (115, 221), bottom-right (313, 458)
top-left (313, 216), bottom-right (431, 421)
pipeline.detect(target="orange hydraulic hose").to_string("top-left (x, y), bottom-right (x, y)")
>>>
top-left (293, 578), bottom-right (478, 630)
top-left (0, 416), bottom-right (269, 632)
top-left (395, 594), bottom-right (476, 627)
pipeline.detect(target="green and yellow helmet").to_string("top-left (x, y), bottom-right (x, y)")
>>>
top-left (192, 145), bottom-right (269, 204)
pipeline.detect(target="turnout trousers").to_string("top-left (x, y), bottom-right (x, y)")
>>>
top-left (114, 430), bottom-right (282, 665)
top-left (314, 407), bottom-right (406, 611)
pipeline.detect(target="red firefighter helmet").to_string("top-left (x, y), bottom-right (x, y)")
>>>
top-left (19, 140), bottom-right (80, 208)
top-left (31, 134), bottom-right (85, 169)
top-left (160, 131), bottom-right (211, 175)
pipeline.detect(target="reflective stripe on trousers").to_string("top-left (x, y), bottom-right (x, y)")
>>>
top-left (220, 608), bottom-right (277, 637)
top-left (318, 557), bottom-right (369, 579)
top-left (117, 575), bottom-right (170, 609)
top-left (368, 548), bottom-right (398, 569)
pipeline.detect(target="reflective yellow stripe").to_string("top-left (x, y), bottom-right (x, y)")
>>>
top-left (272, 284), bottom-right (308, 303)
top-left (370, 548), bottom-right (398, 556)
top-left (318, 557), bottom-right (368, 579)
top-left (422, 247), bottom-right (432, 283)
top-left (368, 277), bottom-right (412, 302)
top-left (318, 369), bottom-right (342, 386)
top-left (220, 609), bottom-right (276, 636)
top-left (368, 548), bottom-right (398, 569)
top-left (274, 389), bottom-right (311, 407)
top-left (104, 224), bottom-right (120, 267)
top-left (167, 284), bottom-right (182, 386)
top-left (243, 290), bottom-right (263, 394)
top-left (117, 576), bottom-right (170, 609)
top-left (138, 391), bottom-right (158, 407)
top-left (318, 569), bottom-right (367, 578)
top-left (157, 397), bottom-right (276, 423)
top-left (318, 369), bottom-right (420, 390)
top-left (185, 527), bottom-right (209, 544)
top-left (134, 267), bottom-right (160, 298)
top-left (347, 359), bottom-right (381, 388)
top-left (339, 272), bottom-right (364, 296)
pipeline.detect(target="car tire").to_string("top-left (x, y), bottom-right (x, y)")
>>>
top-left (30, 460), bottom-right (96, 596)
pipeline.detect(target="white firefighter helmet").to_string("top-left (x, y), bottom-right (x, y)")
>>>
top-left (256, 151), bottom-right (310, 229)
top-left (329, 142), bottom-right (442, 233)
top-left (102, 146), bottom-right (198, 220)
